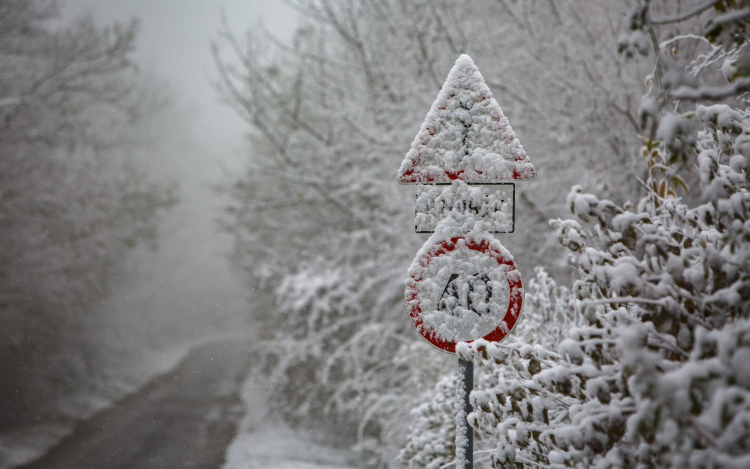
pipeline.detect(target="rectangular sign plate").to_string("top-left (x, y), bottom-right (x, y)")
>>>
top-left (415, 183), bottom-right (515, 233)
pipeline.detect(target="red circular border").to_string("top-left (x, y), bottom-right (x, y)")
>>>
top-left (405, 236), bottom-right (524, 353)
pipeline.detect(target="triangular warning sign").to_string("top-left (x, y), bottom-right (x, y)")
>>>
top-left (398, 55), bottom-right (536, 184)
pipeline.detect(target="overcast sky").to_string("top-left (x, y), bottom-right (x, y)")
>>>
top-left (62, 0), bottom-right (298, 151)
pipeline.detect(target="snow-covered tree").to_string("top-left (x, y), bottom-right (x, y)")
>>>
top-left (400, 2), bottom-right (750, 468)
top-left (0, 0), bottom-right (176, 427)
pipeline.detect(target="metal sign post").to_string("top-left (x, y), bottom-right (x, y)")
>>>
top-left (399, 54), bottom-right (536, 469)
top-left (456, 358), bottom-right (473, 469)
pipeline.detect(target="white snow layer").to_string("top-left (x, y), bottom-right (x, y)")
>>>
top-left (415, 181), bottom-right (514, 233)
top-left (398, 54), bottom-right (535, 184)
top-left (224, 381), bottom-right (355, 469)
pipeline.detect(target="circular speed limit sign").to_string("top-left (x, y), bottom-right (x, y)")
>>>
top-left (405, 234), bottom-right (524, 354)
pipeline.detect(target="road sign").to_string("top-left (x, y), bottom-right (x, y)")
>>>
top-left (398, 54), bottom-right (535, 184)
top-left (400, 54), bottom-right (534, 469)
top-left (405, 234), bottom-right (523, 354)
top-left (415, 182), bottom-right (514, 233)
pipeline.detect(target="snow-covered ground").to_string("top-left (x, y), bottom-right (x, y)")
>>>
top-left (225, 381), bottom-right (357, 469)
top-left (225, 424), bottom-right (357, 469)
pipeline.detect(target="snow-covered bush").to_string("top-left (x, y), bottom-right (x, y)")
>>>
top-left (402, 104), bottom-right (750, 468)
top-left (399, 2), bottom-right (750, 466)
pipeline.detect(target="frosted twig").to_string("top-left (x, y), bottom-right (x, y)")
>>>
top-left (583, 297), bottom-right (711, 329)
top-left (688, 420), bottom-right (718, 449)
top-left (673, 77), bottom-right (750, 100)
top-left (650, 0), bottom-right (722, 25)
top-left (514, 455), bottom-right (547, 467)
top-left (659, 34), bottom-right (709, 49)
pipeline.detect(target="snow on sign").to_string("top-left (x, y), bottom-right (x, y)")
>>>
top-left (415, 182), bottom-right (514, 233)
top-left (405, 233), bottom-right (523, 354)
top-left (398, 54), bottom-right (535, 184)
top-left (400, 54), bottom-right (534, 469)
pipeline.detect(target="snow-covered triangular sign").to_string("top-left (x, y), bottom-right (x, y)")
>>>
top-left (398, 55), bottom-right (535, 184)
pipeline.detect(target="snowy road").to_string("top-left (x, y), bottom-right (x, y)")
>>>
top-left (19, 340), bottom-right (251, 469)
top-left (16, 339), bottom-right (355, 469)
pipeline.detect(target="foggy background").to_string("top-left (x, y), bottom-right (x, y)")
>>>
top-left (1, 2), bottom-right (304, 467)
top-left (55, 0), bottom-right (303, 405)
top-left (61, 1), bottom-right (302, 370)
top-left (56, 0), bottom-right (299, 334)
top-left (64, 0), bottom-right (296, 147)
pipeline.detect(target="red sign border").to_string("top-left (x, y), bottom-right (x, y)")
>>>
top-left (405, 236), bottom-right (524, 354)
